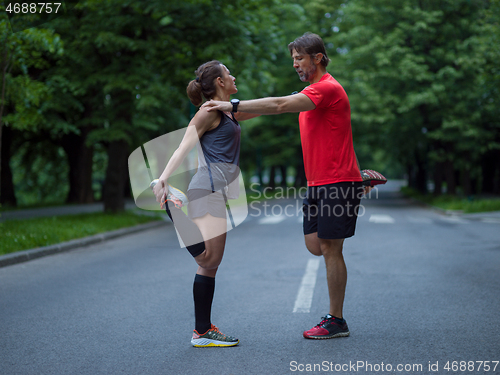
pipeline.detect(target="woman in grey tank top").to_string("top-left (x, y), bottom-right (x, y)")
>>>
top-left (152, 61), bottom-right (260, 347)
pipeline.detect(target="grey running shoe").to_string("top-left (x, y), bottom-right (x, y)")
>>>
top-left (191, 324), bottom-right (239, 347)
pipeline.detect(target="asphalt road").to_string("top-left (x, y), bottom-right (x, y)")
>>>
top-left (1, 183), bottom-right (499, 375)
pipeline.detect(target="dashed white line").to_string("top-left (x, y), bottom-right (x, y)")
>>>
top-left (258, 215), bottom-right (286, 224)
top-left (407, 216), bottom-right (433, 224)
top-left (293, 258), bottom-right (320, 313)
top-left (369, 214), bottom-right (395, 224)
top-left (440, 216), bottom-right (467, 224)
top-left (481, 218), bottom-right (500, 224)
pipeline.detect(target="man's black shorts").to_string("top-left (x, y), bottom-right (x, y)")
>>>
top-left (303, 181), bottom-right (363, 239)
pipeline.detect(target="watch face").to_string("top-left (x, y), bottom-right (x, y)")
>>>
top-left (231, 99), bottom-right (239, 112)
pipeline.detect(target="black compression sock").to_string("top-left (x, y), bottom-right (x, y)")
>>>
top-left (193, 274), bottom-right (215, 334)
top-left (165, 202), bottom-right (205, 257)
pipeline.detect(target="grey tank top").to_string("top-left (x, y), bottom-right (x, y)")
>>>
top-left (188, 111), bottom-right (241, 198)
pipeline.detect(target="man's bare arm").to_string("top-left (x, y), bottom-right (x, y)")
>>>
top-left (201, 93), bottom-right (316, 115)
top-left (234, 112), bottom-right (261, 121)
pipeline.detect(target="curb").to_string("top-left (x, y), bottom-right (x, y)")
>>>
top-left (405, 196), bottom-right (461, 216)
top-left (406, 196), bottom-right (500, 221)
top-left (0, 220), bottom-right (167, 268)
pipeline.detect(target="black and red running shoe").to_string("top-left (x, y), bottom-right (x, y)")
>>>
top-left (303, 314), bottom-right (350, 339)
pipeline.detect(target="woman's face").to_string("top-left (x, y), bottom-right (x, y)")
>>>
top-left (220, 64), bottom-right (238, 95)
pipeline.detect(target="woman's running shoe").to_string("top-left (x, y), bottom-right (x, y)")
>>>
top-left (150, 179), bottom-right (188, 208)
top-left (191, 325), bottom-right (239, 347)
top-left (303, 314), bottom-right (350, 339)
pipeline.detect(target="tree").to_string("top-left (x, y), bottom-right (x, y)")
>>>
top-left (327, 0), bottom-right (497, 194)
top-left (40, 0), bottom-right (292, 211)
top-left (239, 2), bottom-right (308, 189)
top-left (477, 0), bottom-right (500, 194)
top-left (0, 8), bottom-right (63, 206)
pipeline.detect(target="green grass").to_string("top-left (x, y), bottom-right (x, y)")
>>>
top-left (401, 187), bottom-right (500, 213)
top-left (0, 211), bottom-right (162, 256)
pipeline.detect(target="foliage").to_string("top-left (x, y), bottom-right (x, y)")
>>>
top-left (0, 10), bottom-right (63, 131)
top-left (10, 139), bottom-right (69, 206)
top-left (401, 186), bottom-right (500, 214)
top-left (239, 2), bottom-right (307, 183)
top-left (2, 0), bottom-right (499, 210)
top-left (326, 0), bottom-right (499, 193)
top-left (0, 7), bottom-right (64, 206)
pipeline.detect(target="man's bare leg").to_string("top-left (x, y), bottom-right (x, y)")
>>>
top-left (305, 233), bottom-right (346, 317)
top-left (319, 238), bottom-right (346, 318)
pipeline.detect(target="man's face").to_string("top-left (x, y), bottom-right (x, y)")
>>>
top-left (292, 49), bottom-right (317, 82)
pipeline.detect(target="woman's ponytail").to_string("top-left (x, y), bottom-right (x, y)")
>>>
top-left (186, 79), bottom-right (203, 107)
top-left (185, 60), bottom-right (223, 107)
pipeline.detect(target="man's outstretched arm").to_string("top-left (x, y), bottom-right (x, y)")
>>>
top-left (201, 93), bottom-right (316, 115)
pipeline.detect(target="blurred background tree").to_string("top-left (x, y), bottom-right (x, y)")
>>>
top-left (1, 7), bottom-right (63, 207)
top-left (327, 0), bottom-right (500, 195)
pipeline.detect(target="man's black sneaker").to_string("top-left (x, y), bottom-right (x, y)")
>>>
top-left (303, 314), bottom-right (350, 339)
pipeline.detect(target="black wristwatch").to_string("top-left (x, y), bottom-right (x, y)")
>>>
top-left (230, 98), bottom-right (240, 113)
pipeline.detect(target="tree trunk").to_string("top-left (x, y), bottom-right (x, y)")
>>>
top-left (255, 146), bottom-right (264, 189)
top-left (461, 166), bottom-right (472, 197)
top-left (269, 165), bottom-right (276, 189)
top-left (0, 125), bottom-right (17, 206)
top-left (444, 160), bottom-right (456, 195)
top-left (0, 40), bottom-right (12, 198)
top-left (415, 152), bottom-right (428, 194)
top-left (433, 161), bottom-right (444, 196)
top-left (481, 150), bottom-right (500, 195)
top-left (61, 128), bottom-right (94, 204)
top-left (103, 139), bottom-right (129, 213)
top-left (294, 163), bottom-right (306, 188)
top-left (407, 164), bottom-right (415, 190)
top-left (256, 166), bottom-right (264, 190)
top-left (279, 165), bottom-right (287, 187)
top-left (494, 151), bottom-right (500, 195)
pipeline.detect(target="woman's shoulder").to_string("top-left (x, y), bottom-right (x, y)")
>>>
top-left (194, 106), bottom-right (222, 121)
top-left (193, 106), bottom-right (222, 132)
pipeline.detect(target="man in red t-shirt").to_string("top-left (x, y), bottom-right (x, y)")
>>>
top-left (203, 32), bottom-right (365, 340)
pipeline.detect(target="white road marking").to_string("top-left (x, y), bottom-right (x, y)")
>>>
top-left (258, 215), bottom-right (286, 224)
top-left (293, 258), bottom-right (320, 313)
top-left (440, 216), bottom-right (467, 224)
top-left (481, 218), bottom-right (500, 224)
top-left (369, 214), bottom-right (395, 224)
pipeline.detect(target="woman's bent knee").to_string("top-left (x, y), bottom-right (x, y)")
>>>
top-left (195, 253), bottom-right (222, 270)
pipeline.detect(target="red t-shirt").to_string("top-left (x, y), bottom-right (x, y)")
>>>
top-left (299, 73), bottom-right (362, 186)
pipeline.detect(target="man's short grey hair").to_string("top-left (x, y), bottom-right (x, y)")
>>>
top-left (288, 32), bottom-right (330, 67)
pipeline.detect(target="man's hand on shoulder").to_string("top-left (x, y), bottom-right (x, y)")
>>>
top-left (201, 100), bottom-right (231, 113)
